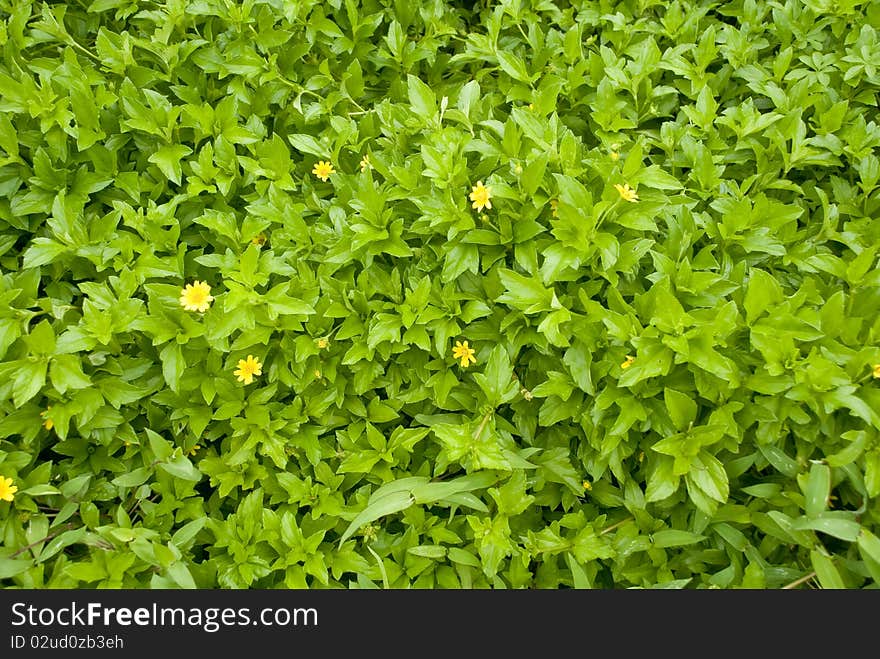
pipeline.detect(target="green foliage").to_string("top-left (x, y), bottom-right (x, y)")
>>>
top-left (0, 0), bottom-right (879, 589)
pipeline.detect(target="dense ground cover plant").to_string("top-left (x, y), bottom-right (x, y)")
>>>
top-left (1, 0), bottom-right (879, 589)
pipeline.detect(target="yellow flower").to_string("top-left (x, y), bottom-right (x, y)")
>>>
top-left (234, 355), bottom-right (263, 385)
top-left (359, 154), bottom-right (371, 172)
top-left (312, 160), bottom-right (335, 181)
top-left (452, 340), bottom-right (477, 368)
top-left (582, 480), bottom-right (592, 491)
top-left (251, 233), bottom-right (267, 246)
top-left (514, 163), bottom-right (523, 174)
top-left (621, 355), bottom-right (635, 369)
top-left (550, 199), bottom-right (558, 217)
top-left (41, 407), bottom-right (53, 431)
top-left (314, 369), bottom-right (322, 379)
top-left (189, 444), bottom-right (201, 456)
top-left (469, 181), bottom-right (492, 212)
top-left (873, 364), bottom-right (880, 378)
top-left (317, 337), bottom-right (330, 349)
top-left (614, 183), bottom-right (639, 203)
top-left (0, 476), bottom-right (17, 502)
top-left (179, 280), bottom-right (214, 313)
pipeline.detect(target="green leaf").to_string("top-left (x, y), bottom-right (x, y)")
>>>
top-left (496, 269), bottom-right (553, 313)
top-left (146, 429), bottom-right (173, 461)
top-left (20, 484), bottom-right (61, 496)
top-left (159, 455), bottom-right (202, 482)
top-left (160, 342), bottom-right (185, 393)
top-left (112, 468), bottom-right (153, 488)
top-left (171, 518), bottom-right (207, 550)
top-left (865, 449), bottom-right (880, 498)
top-left (618, 344), bottom-right (674, 387)
top-left (554, 174), bottom-right (595, 234)
top-left (49, 354), bottom-right (91, 393)
top-left (804, 463), bottom-right (830, 518)
top-left (25, 320), bottom-right (56, 355)
top-left (791, 516), bottom-right (861, 542)
top-left (688, 452), bottom-right (729, 503)
top-left (22, 238), bottom-right (68, 268)
top-left (13, 359), bottom-right (47, 407)
top-left (497, 51), bottom-right (534, 83)
top-left (521, 153), bottom-right (549, 196)
top-left (148, 144), bottom-right (192, 185)
top-left (810, 551), bottom-right (845, 589)
top-left (744, 268), bottom-right (783, 324)
top-left (166, 562), bottom-right (197, 589)
top-left (0, 558), bottom-right (33, 580)
top-left (288, 134), bottom-right (328, 158)
top-left (407, 545), bottom-right (447, 559)
top-left (825, 431), bottom-right (868, 467)
top-left (457, 80), bottom-right (480, 118)
top-left (633, 165), bottom-right (681, 190)
top-left (651, 530), bottom-right (705, 548)
top-left (565, 553), bottom-right (592, 589)
top-left (646, 457), bottom-right (679, 502)
top-left (563, 342), bottom-right (594, 395)
top-left (858, 529), bottom-right (880, 566)
top-left (193, 210), bottom-right (239, 244)
top-left (472, 345), bottom-right (517, 406)
top-left (339, 490), bottom-right (414, 546)
top-left (407, 74), bottom-right (436, 120)
top-left (664, 388), bottom-right (697, 431)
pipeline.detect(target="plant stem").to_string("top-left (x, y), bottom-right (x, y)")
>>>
top-left (600, 518), bottom-right (633, 535)
top-left (473, 412), bottom-right (492, 440)
top-left (782, 571), bottom-right (816, 590)
top-left (11, 523), bottom-right (75, 558)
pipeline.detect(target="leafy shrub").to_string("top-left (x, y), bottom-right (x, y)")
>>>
top-left (1, 0), bottom-right (880, 589)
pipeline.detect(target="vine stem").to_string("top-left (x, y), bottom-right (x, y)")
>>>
top-left (782, 571), bottom-right (817, 590)
top-left (11, 523), bottom-right (75, 558)
top-left (600, 518), bottom-right (633, 535)
top-left (66, 36), bottom-right (100, 64)
top-left (473, 412), bottom-right (492, 440)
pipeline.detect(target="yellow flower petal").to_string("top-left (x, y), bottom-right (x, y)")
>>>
top-left (312, 160), bottom-right (335, 181)
top-left (0, 476), bottom-right (17, 502)
top-left (41, 407), bottom-right (53, 430)
top-left (234, 355), bottom-right (263, 385)
top-left (614, 183), bottom-right (639, 203)
top-left (179, 280), bottom-right (214, 312)
top-left (451, 340), bottom-right (477, 368)
top-left (469, 181), bottom-right (492, 212)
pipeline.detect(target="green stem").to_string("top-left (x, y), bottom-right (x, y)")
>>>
top-left (600, 518), bottom-right (633, 536)
top-left (473, 412), bottom-right (492, 440)
top-left (66, 37), bottom-right (100, 64)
